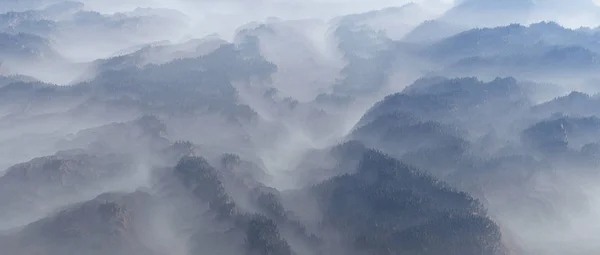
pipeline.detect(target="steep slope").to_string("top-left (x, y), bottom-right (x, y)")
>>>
top-left (299, 142), bottom-right (506, 255)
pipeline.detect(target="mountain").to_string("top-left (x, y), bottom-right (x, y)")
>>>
top-left (420, 22), bottom-right (600, 84)
top-left (533, 91), bottom-right (600, 117)
top-left (0, 2), bottom-right (192, 67)
top-left (427, 22), bottom-right (600, 62)
top-left (0, 10), bottom-right (57, 36)
top-left (233, 18), bottom-right (343, 101)
top-left (360, 77), bottom-right (530, 129)
top-left (0, 140), bottom-right (509, 255)
top-left (0, 151), bottom-right (135, 229)
top-left (155, 144), bottom-right (506, 255)
top-left (336, 3), bottom-right (442, 40)
top-left (349, 73), bottom-right (600, 254)
top-left (0, 32), bottom-right (58, 62)
top-left (442, 0), bottom-right (600, 28)
top-left (522, 115), bottom-right (600, 153)
top-left (3, 1), bottom-right (600, 254)
top-left (0, 39), bottom-right (274, 120)
top-left (51, 8), bottom-right (190, 62)
top-left (403, 20), bottom-right (466, 43)
top-left (0, 75), bottom-right (37, 87)
top-left (0, 32), bottom-right (79, 84)
top-left (306, 142), bottom-right (505, 255)
top-left (91, 36), bottom-right (228, 74)
top-left (351, 113), bottom-right (467, 167)
top-left (0, 191), bottom-right (156, 255)
top-left (57, 115), bottom-right (170, 154)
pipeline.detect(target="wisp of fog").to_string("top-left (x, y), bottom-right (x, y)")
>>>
top-left (0, 0), bottom-right (600, 255)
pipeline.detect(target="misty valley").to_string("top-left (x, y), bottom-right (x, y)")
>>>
top-left (1, 0), bottom-right (600, 255)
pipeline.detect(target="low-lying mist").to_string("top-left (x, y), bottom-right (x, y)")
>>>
top-left (1, 0), bottom-right (600, 255)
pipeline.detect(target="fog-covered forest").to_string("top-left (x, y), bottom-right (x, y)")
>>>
top-left (1, 0), bottom-right (600, 254)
